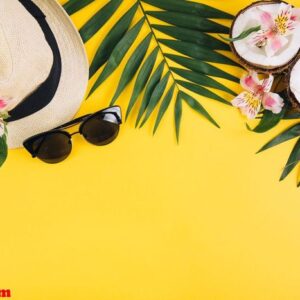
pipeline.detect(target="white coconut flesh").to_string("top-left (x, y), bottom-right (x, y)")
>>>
top-left (290, 59), bottom-right (300, 103)
top-left (232, 3), bottom-right (300, 69)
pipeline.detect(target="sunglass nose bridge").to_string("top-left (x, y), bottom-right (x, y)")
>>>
top-left (70, 131), bottom-right (80, 136)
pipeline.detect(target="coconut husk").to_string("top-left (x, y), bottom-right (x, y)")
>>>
top-left (230, 0), bottom-right (299, 74)
top-left (286, 59), bottom-right (300, 112)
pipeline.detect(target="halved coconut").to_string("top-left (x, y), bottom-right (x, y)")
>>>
top-left (287, 58), bottom-right (300, 111)
top-left (230, 1), bottom-right (300, 74)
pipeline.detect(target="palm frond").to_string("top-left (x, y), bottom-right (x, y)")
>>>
top-left (0, 134), bottom-right (8, 167)
top-left (257, 122), bottom-right (300, 184)
top-left (64, 0), bottom-right (242, 141)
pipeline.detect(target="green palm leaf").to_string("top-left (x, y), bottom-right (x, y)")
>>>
top-left (147, 11), bottom-right (229, 33)
top-left (89, 3), bottom-right (139, 77)
top-left (257, 124), bottom-right (300, 153)
top-left (0, 135), bottom-right (8, 167)
top-left (79, 0), bottom-right (122, 43)
top-left (175, 93), bottom-right (183, 143)
top-left (152, 25), bottom-right (230, 51)
top-left (153, 83), bottom-right (176, 134)
top-left (89, 17), bottom-right (145, 97)
top-left (65, 0), bottom-right (241, 139)
top-left (139, 71), bottom-right (171, 127)
top-left (180, 91), bottom-right (219, 128)
top-left (177, 80), bottom-right (230, 105)
top-left (280, 139), bottom-right (300, 181)
top-left (126, 47), bottom-right (159, 120)
top-left (247, 109), bottom-right (286, 134)
top-left (110, 34), bottom-right (152, 105)
top-left (165, 54), bottom-right (239, 83)
top-left (63, 0), bottom-right (94, 15)
top-left (257, 122), bottom-right (300, 185)
top-left (142, 0), bottom-right (233, 19)
top-left (171, 68), bottom-right (237, 96)
top-left (159, 39), bottom-right (239, 67)
top-left (136, 61), bottom-right (165, 127)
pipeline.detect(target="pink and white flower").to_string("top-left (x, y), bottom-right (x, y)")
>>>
top-left (232, 71), bottom-right (284, 119)
top-left (0, 98), bottom-right (9, 113)
top-left (249, 4), bottom-right (300, 57)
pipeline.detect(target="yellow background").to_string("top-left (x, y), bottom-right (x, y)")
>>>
top-left (1, 0), bottom-right (300, 299)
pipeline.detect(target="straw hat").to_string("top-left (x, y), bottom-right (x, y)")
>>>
top-left (2, 0), bottom-right (89, 148)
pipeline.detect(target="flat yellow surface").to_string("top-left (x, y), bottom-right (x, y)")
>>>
top-left (1, 1), bottom-right (300, 299)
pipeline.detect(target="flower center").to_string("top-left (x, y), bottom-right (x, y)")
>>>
top-left (275, 15), bottom-right (289, 35)
top-left (245, 92), bottom-right (261, 110)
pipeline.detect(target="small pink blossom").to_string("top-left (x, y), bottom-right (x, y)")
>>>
top-left (0, 98), bottom-right (9, 113)
top-left (232, 71), bottom-right (284, 119)
top-left (249, 4), bottom-right (300, 56)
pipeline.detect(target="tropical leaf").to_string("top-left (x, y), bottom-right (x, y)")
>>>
top-left (79, 0), bottom-right (123, 43)
top-left (171, 67), bottom-right (237, 96)
top-left (110, 34), bottom-right (152, 105)
top-left (257, 123), bottom-right (300, 153)
top-left (247, 108), bottom-right (286, 133)
top-left (65, 0), bottom-right (241, 138)
top-left (175, 93), bottom-right (183, 143)
top-left (152, 25), bottom-right (230, 51)
top-left (280, 139), bottom-right (300, 181)
top-left (136, 61), bottom-right (165, 127)
top-left (153, 83), bottom-right (176, 134)
top-left (89, 3), bottom-right (139, 77)
top-left (159, 39), bottom-right (239, 67)
top-left (283, 111), bottom-right (300, 119)
top-left (89, 18), bottom-right (145, 97)
top-left (180, 91), bottom-right (219, 128)
top-left (0, 135), bottom-right (8, 167)
top-left (177, 80), bottom-right (230, 105)
top-left (139, 71), bottom-right (171, 127)
top-left (63, 0), bottom-right (94, 15)
top-left (142, 0), bottom-right (234, 18)
top-left (257, 122), bottom-right (300, 185)
top-left (219, 25), bottom-right (261, 42)
top-left (126, 47), bottom-right (159, 120)
top-left (165, 54), bottom-right (239, 83)
top-left (146, 11), bottom-right (229, 33)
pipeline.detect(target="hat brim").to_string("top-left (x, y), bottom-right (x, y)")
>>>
top-left (7, 0), bottom-right (89, 149)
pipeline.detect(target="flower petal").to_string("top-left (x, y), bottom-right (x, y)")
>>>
top-left (291, 8), bottom-right (300, 22)
top-left (265, 35), bottom-right (288, 57)
top-left (261, 74), bottom-right (274, 93)
top-left (262, 92), bottom-right (284, 114)
top-left (258, 8), bottom-right (275, 29)
top-left (232, 91), bottom-right (261, 119)
top-left (277, 3), bottom-right (293, 22)
top-left (232, 92), bottom-right (248, 108)
top-left (240, 72), bottom-right (260, 93)
top-left (0, 99), bottom-right (8, 112)
top-left (275, 4), bottom-right (297, 35)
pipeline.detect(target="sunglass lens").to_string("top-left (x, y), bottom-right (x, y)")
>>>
top-left (81, 114), bottom-right (119, 146)
top-left (29, 132), bottom-right (72, 164)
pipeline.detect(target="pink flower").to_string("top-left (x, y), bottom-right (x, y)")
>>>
top-left (249, 4), bottom-right (300, 57)
top-left (232, 71), bottom-right (284, 119)
top-left (0, 98), bottom-right (8, 113)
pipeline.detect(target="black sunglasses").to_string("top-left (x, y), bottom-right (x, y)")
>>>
top-left (23, 106), bottom-right (122, 164)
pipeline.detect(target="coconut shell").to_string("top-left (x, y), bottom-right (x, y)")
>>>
top-left (230, 0), bottom-right (300, 74)
top-left (286, 59), bottom-right (300, 112)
